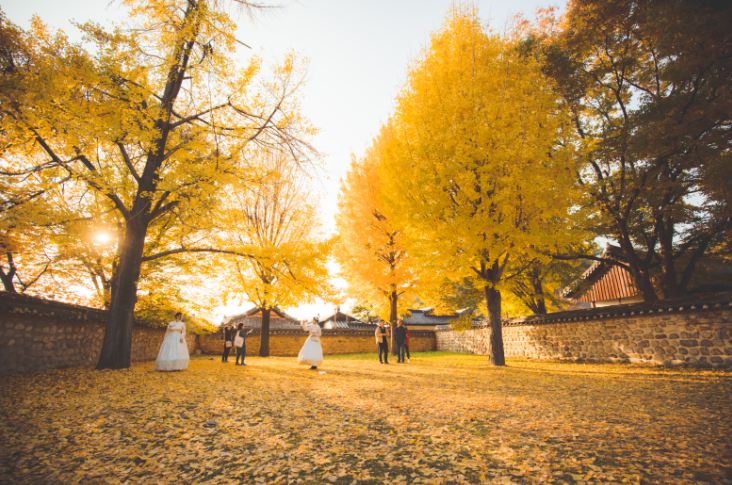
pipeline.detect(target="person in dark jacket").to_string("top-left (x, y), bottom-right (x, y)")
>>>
top-left (395, 320), bottom-right (408, 363)
top-left (222, 324), bottom-right (235, 363)
top-left (234, 323), bottom-right (254, 366)
top-left (404, 323), bottom-right (411, 363)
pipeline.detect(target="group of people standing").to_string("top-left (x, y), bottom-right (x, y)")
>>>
top-left (222, 323), bottom-right (255, 365)
top-left (219, 317), bottom-right (324, 370)
top-left (374, 319), bottom-right (411, 364)
top-left (154, 313), bottom-right (413, 372)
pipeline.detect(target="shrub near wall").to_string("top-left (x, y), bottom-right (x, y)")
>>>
top-left (0, 293), bottom-right (198, 376)
top-left (436, 293), bottom-right (732, 368)
top-left (198, 329), bottom-right (436, 357)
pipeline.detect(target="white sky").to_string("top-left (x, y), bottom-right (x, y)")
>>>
top-left (3, 0), bottom-right (560, 322)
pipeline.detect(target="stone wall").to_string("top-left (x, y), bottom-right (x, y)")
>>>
top-left (199, 328), bottom-right (436, 357)
top-left (0, 293), bottom-right (437, 375)
top-left (0, 293), bottom-right (198, 375)
top-left (436, 293), bottom-right (732, 368)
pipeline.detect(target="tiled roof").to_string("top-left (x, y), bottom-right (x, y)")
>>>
top-left (0, 291), bottom-right (108, 321)
top-left (222, 307), bottom-right (300, 329)
top-left (562, 244), bottom-right (627, 298)
top-left (347, 321), bottom-right (378, 329)
top-left (230, 316), bottom-right (302, 329)
top-left (403, 308), bottom-right (461, 326)
top-left (440, 291), bottom-right (732, 329)
top-left (324, 319), bottom-right (352, 329)
top-left (319, 311), bottom-right (365, 328)
top-left (565, 301), bottom-right (593, 311)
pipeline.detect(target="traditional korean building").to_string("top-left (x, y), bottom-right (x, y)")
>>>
top-left (221, 307), bottom-right (301, 329)
top-left (319, 309), bottom-right (373, 330)
top-left (562, 244), bottom-right (644, 308)
top-left (402, 307), bottom-right (476, 330)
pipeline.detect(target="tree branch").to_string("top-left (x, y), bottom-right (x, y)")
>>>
top-left (141, 247), bottom-right (261, 262)
top-left (549, 252), bottom-right (631, 271)
top-left (170, 102), bottom-right (230, 128)
top-left (116, 142), bottom-right (141, 183)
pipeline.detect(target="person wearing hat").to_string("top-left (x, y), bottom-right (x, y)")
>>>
top-left (374, 320), bottom-right (390, 364)
top-left (298, 317), bottom-right (324, 370)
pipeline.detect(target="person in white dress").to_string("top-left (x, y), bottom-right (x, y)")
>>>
top-left (298, 317), bottom-right (323, 370)
top-left (154, 312), bottom-right (190, 371)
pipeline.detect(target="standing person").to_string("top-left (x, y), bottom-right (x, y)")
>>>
top-left (222, 323), bottom-right (235, 363)
top-left (298, 317), bottom-right (324, 370)
top-left (154, 312), bottom-right (189, 372)
top-left (404, 322), bottom-right (411, 363)
top-left (395, 320), bottom-right (408, 363)
top-left (234, 323), bottom-right (254, 366)
top-left (375, 320), bottom-right (390, 364)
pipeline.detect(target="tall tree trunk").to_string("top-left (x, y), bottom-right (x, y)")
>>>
top-left (0, 255), bottom-right (16, 292)
top-left (530, 265), bottom-right (547, 314)
top-left (259, 307), bottom-right (271, 357)
top-left (92, 0), bottom-right (199, 370)
top-left (656, 214), bottom-right (681, 298)
top-left (96, 221), bottom-right (148, 369)
top-left (389, 289), bottom-right (398, 355)
top-left (625, 262), bottom-right (658, 303)
top-left (532, 279), bottom-right (547, 314)
top-left (616, 236), bottom-right (658, 303)
top-left (678, 235), bottom-right (713, 293)
top-left (483, 286), bottom-right (505, 366)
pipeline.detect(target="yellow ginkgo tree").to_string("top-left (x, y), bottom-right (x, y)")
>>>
top-left (334, 125), bottom-right (418, 342)
top-left (0, 177), bottom-right (58, 296)
top-left (221, 150), bottom-right (333, 357)
top-left (379, 6), bottom-right (580, 365)
top-left (0, 1), bottom-right (317, 369)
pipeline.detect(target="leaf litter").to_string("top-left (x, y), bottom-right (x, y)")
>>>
top-left (0, 353), bottom-right (731, 484)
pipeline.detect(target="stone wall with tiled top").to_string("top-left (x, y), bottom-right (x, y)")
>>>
top-left (436, 293), bottom-right (732, 368)
top-left (0, 293), bottom-right (198, 375)
top-left (198, 328), bottom-right (436, 357)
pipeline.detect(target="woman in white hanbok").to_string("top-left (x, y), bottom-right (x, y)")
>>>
top-left (298, 317), bottom-right (323, 370)
top-left (154, 312), bottom-right (189, 371)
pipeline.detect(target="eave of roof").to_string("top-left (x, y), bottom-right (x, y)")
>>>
top-left (319, 311), bottom-right (365, 324)
top-left (562, 244), bottom-right (627, 298)
top-left (222, 306), bottom-right (298, 326)
top-left (445, 291), bottom-right (732, 329)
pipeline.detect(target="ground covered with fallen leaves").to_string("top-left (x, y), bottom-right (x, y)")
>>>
top-left (1, 353), bottom-right (731, 484)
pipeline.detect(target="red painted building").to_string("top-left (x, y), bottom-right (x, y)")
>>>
top-left (562, 244), bottom-right (644, 308)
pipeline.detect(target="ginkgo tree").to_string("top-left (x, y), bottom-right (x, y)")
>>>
top-left (0, 1), bottom-right (317, 369)
top-left (335, 125), bottom-right (418, 351)
top-left (0, 192), bottom-right (56, 295)
top-left (221, 150), bottom-right (333, 357)
top-left (0, 161), bottom-right (221, 328)
top-left (379, 6), bottom-right (580, 365)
